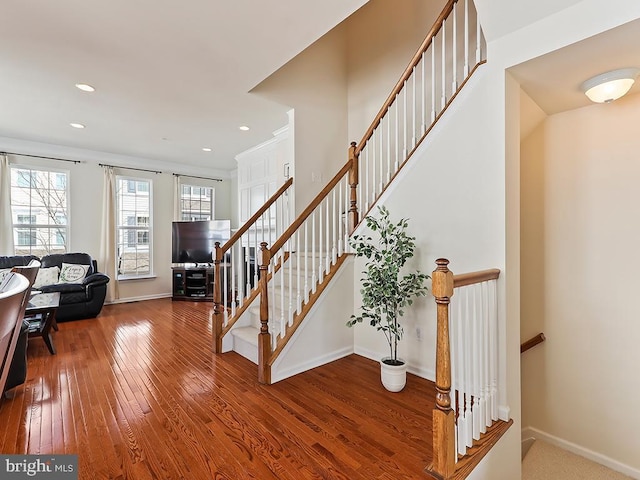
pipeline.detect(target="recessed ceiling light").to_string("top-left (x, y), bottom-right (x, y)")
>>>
top-left (75, 83), bottom-right (95, 92)
top-left (70, 123), bottom-right (85, 129)
top-left (239, 125), bottom-right (250, 131)
top-left (202, 147), bottom-right (212, 152)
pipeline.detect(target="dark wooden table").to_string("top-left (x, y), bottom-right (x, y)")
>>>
top-left (25, 292), bottom-right (60, 355)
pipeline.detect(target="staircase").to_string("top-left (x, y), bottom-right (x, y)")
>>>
top-left (230, 251), bottom-right (321, 363)
top-left (212, 0), bottom-right (487, 386)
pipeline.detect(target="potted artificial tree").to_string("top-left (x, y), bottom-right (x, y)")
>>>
top-left (347, 206), bottom-right (430, 392)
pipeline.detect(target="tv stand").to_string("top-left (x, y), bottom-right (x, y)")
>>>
top-left (172, 266), bottom-right (214, 301)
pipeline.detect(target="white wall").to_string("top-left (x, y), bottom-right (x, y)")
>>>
top-left (251, 26), bottom-right (349, 213)
top-left (521, 92), bottom-right (640, 475)
top-left (2, 140), bottom-right (235, 303)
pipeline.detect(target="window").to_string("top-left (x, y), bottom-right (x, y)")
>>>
top-left (10, 167), bottom-right (69, 256)
top-left (180, 184), bottom-right (213, 221)
top-left (116, 177), bottom-right (152, 277)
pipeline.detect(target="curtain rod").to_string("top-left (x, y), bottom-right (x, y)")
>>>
top-left (173, 173), bottom-right (223, 182)
top-left (1, 151), bottom-right (82, 164)
top-left (98, 163), bottom-right (161, 174)
top-left (1, 153), bottom-right (224, 181)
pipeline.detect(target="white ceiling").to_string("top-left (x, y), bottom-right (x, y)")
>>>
top-left (509, 17), bottom-right (640, 116)
top-left (0, 0), bottom-right (368, 172)
top-left (474, 0), bottom-right (583, 42)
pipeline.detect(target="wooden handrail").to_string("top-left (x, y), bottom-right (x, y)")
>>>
top-left (269, 160), bottom-right (352, 255)
top-left (453, 268), bottom-right (500, 288)
top-left (355, 0), bottom-right (456, 156)
top-left (521, 333), bottom-right (545, 354)
top-left (220, 177), bottom-right (293, 253)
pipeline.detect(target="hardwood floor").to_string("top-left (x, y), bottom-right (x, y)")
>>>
top-left (0, 298), bottom-right (437, 479)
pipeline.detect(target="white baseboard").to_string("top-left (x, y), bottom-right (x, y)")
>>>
top-left (271, 346), bottom-right (353, 383)
top-left (105, 293), bottom-right (172, 305)
top-left (521, 426), bottom-right (640, 479)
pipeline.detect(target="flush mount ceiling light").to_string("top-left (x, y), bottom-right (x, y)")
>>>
top-left (202, 147), bottom-right (212, 152)
top-left (70, 123), bottom-right (85, 129)
top-left (239, 125), bottom-right (250, 131)
top-left (581, 68), bottom-right (640, 103)
top-left (75, 83), bottom-right (95, 92)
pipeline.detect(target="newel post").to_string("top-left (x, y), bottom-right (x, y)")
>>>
top-left (348, 141), bottom-right (359, 234)
top-left (428, 258), bottom-right (456, 479)
top-left (257, 242), bottom-right (272, 384)
top-left (212, 242), bottom-right (224, 353)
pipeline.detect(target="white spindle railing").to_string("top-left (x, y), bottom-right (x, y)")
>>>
top-left (214, 179), bottom-right (294, 341)
top-left (355, 0), bottom-right (485, 220)
top-left (266, 169), bottom-right (351, 351)
top-left (449, 277), bottom-right (499, 459)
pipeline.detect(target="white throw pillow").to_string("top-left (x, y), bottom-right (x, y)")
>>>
top-left (33, 266), bottom-right (60, 289)
top-left (59, 263), bottom-right (90, 284)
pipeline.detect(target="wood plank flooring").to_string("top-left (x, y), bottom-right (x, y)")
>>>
top-left (0, 298), bottom-right (436, 479)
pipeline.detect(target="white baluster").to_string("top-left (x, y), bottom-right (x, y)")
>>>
top-left (476, 5), bottom-right (482, 63)
top-left (490, 279), bottom-right (498, 421)
top-left (472, 285), bottom-right (481, 441)
top-left (332, 189), bottom-right (337, 263)
top-left (464, 0), bottom-right (470, 76)
top-left (365, 143), bottom-right (370, 212)
top-left (338, 177), bottom-right (343, 256)
top-left (311, 211), bottom-right (316, 292)
top-left (452, 1), bottom-right (458, 94)
top-left (412, 66), bottom-right (416, 148)
top-left (464, 288), bottom-right (473, 449)
top-left (344, 177), bottom-right (349, 252)
top-left (371, 134), bottom-right (376, 202)
top-left (395, 94), bottom-right (399, 171)
top-left (378, 122), bottom-right (383, 194)
top-left (421, 52), bottom-right (426, 135)
top-left (304, 220), bottom-right (309, 303)
top-left (325, 196), bottom-right (330, 273)
top-left (296, 229), bottom-right (301, 314)
top-left (403, 82), bottom-right (407, 158)
top-left (431, 43), bottom-right (436, 122)
top-left (441, 21), bottom-right (447, 110)
top-left (387, 104), bottom-right (391, 182)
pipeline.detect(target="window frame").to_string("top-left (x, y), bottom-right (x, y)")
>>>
top-left (10, 165), bottom-right (70, 256)
top-left (115, 175), bottom-right (153, 280)
top-left (179, 183), bottom-right (214, 221)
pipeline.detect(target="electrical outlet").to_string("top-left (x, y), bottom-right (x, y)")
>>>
top-left (415, 327), bottom-right (422, 341)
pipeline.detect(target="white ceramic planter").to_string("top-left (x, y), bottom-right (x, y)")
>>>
top-left (380, 357), bottom-right (407, 392)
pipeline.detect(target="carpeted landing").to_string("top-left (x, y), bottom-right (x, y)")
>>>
top-left (522, 439), bottom-right (634, 480)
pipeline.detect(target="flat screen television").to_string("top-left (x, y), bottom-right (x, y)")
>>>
top-left (171, 220), bottom-right (231, 264)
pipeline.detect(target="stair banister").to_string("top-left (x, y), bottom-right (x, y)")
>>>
top-left (269, 161), bottom-right (354, 255)
top-left (521, 333), bottom-right (545, 353)
top-left (428, 260), bottom-right (507, 479)
top-left (354, 0), bottom-right (456, 157)
top-left (212, 177), bottom-right (293, 353)
top-left (453, 268), bottom-right (501, 288)
top-left (221, 177), bottom-right (293, 253)
top-left (429, 258), bottom-right (456, 479)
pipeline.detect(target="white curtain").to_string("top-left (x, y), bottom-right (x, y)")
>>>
top-left (99, 166), bottom-right (119, 302)
top-left (0, 154), bottom-right (15, 255)
top-left (173, 174), bottom-right (181, 221)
